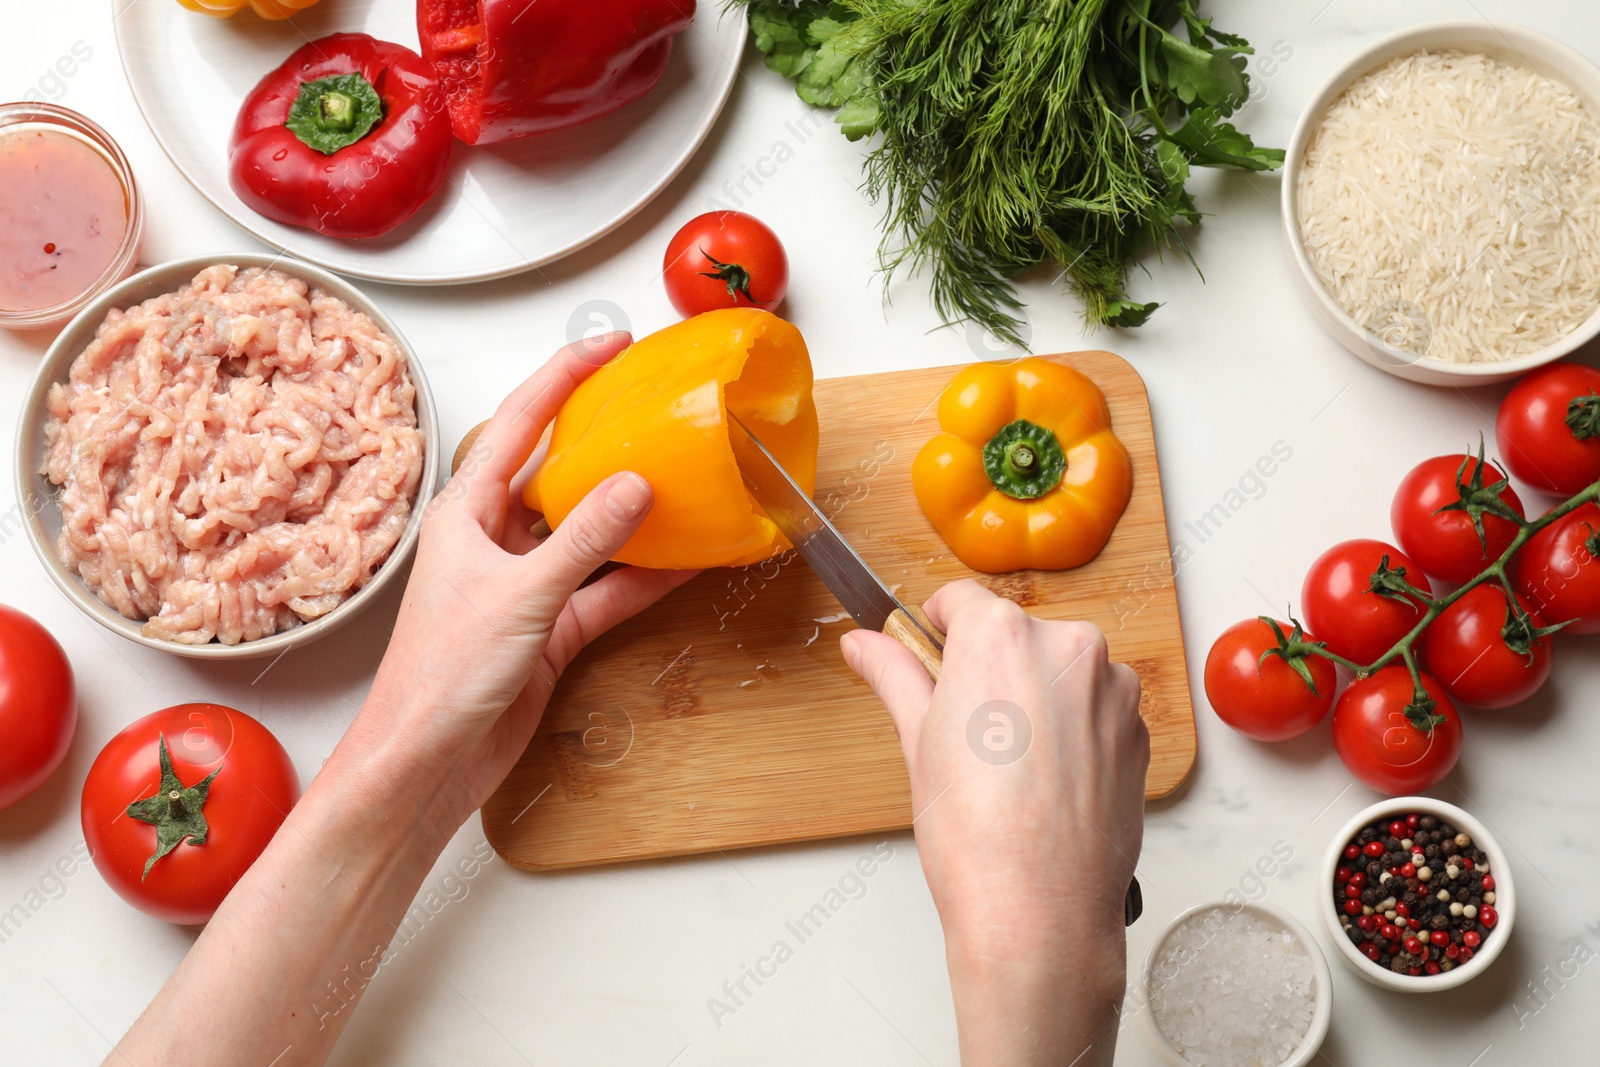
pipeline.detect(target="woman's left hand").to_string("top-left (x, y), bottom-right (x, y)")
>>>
top-left (345, 332), bottom-right (695, 833)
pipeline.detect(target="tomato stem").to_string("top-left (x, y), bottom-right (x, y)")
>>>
top-left (1288, 477), bottom-right (1600, 731)
top-left (125, 734), bottom-right (223, 881)
top-left (698, 247), bottom-right (757, 303)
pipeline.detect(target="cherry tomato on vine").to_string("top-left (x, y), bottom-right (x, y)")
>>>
top-left (1495, 363), bottom-right (1600, 495)
top-left (663, 211), bottom-right (789, 316)
top-left (1204, 618), bottom-right (1336, 741)
top-left (1391, 452), bottom-right (1525, 583)
top-left (1331, 667), bottom-right (1463, 794)
top-left (0, 605), bottom-right (76, 810)
top-left (1302, 539), bottom-right (1434, 666)
top-left (1418, 585), bottom-right (1554, 709)
top-left (81, 703), bottom-right (298, 925)
top-left (1514, 501), bottom-right (1600, 634)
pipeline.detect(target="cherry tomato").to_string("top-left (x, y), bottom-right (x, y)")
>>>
top-left (1418, 585), bottom-right (1553, 709)
top-left (1331, 667), bottom-right (1463, 794)
top-left (663, 211), bottom-right (789, 316)
top-left (1302, 539), bottom-right (1434, 666)
top-left (1204, 618), bottom-right (1336, 741)
top-left (1495, 363), bottom-right (1600, 495)
top-left (1391, 453), bottom-right (1525, 583)
top-left (1514, 501), bottom-right (1600, 633)
top-left (0, 605), bottom-right (76, 810)
top-left (81, 703), bottom-right (298, 925)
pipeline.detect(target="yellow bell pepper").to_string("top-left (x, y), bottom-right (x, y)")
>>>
top-left (525, 309), bottom-right (819, 570)
top-left (177, 0), bottom-right (320, 19)
top-left (912, 357), bottom-right (1132, 573)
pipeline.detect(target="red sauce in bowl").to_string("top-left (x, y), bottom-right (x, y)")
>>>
top-left (0, 127), bottom-right (131, 314)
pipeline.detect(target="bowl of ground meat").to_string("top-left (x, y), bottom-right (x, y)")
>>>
top-left (15, 255), bottom-right (439, 659)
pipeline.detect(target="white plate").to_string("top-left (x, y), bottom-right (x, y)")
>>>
top-left (113, 0), bottom-right (745, 285)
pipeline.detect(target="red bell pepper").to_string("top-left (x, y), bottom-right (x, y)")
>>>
top-left (228, 33), bottom-right (455, 239)
top-left (417, 0), bottom-right (696, 145)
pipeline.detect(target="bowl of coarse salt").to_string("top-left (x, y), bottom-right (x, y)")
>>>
top-left (1283, 21), bottom-right (1600, 385)
top-left (1143, 900), bottom-right (1332, 1067)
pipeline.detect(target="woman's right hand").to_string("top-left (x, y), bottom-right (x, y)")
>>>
top-left (841, 580), bottom-right (1149, 1067)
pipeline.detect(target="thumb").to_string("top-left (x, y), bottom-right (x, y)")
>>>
top-left (519, 472), bottom-right (653, 619)
top-left (841, 629), bottom-right (936, 756)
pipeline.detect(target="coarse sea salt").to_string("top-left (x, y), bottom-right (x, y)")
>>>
top-left (1149, 909), bottom-right (1316, 1067)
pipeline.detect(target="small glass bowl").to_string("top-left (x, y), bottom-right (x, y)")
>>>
top-left (0, 102), bottom-right (144, 331)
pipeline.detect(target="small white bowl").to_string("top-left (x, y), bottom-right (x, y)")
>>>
top-left (1319, 797), bottom-right (1514, 992)
top-left (1282, 20), bottom-right (1600, 386)
top-left (1142, 899), bottom-right (1333, 1067)
top-left (14, 253), bottom-right (440, 661)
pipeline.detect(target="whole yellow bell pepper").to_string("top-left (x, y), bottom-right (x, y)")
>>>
top-left (913, 357), bottom-right (1132, 573)
top-left (525, 309), bottom-right (819, 570)
top-left (177, 0), bottom-right (320, 18)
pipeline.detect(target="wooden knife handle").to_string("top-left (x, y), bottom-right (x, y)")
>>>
top-left (883, 605), bottom-right (944, 679)
top-left (882, 602), bottom-right (1142, 926)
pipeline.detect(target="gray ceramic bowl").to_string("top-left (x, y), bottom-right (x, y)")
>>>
top-left (14, 253), bottom-right (439, 661)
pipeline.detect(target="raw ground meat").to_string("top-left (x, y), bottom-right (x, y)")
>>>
top-left (41, 264), bottom-right (424, 645)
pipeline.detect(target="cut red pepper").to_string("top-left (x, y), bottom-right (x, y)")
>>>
top-left (228, 33), bottom-right (455, 239)
top-left (417, 0), bottom-right (697, 145)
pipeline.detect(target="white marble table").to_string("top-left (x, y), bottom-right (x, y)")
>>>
top-left (2, 2), bottom-right (1596, 1063)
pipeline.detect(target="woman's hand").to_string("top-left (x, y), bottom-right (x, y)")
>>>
top-left (345, 332), bottom-right (695, 835)
top-left (841, 580), bottom-right (1149, 1067)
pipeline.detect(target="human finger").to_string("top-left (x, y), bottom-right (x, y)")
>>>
top-left (458, 332), bottom-right (631, 520)
top-left (515, 471), bottom-right (653, 621)
top-left (840, 629), bottom-right (936, 754)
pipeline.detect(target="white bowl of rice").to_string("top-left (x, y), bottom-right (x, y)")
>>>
top-left (1284, 21), bottom-right (1600, 385)
top-left (1142, 899), bottom-right (1333, 1067)
top-left (15, 254), bottom-right (439, 660)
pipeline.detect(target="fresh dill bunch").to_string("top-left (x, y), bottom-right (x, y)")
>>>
top-left (738, 0), bottom-right (1282, 344)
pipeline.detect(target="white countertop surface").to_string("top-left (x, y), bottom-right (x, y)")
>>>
top-left (4, 1), bottom-right (1598, 1063)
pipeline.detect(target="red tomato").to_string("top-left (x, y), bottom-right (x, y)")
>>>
top-left (81, 703), bottom-right (298, 925)
top-left (1204, 618), bottom-right (1336, 741)
top-left (1418, 585), bottom-right (1553, 709)
top-left (1331, 667), bottom-right (1463, 794)
top-left (1302, 539), bottom-right (1434, 666)
top-left (1391, 453), bottom-right (1525, 582)
top-left (1495, 363), bottom-right (1600, 495)
top-left (0, 605), bottom-right (76, 810)
top-left (1514, 501), bottom-right (1600, 633)
top-left (663, 211), bottom-right (789, 316)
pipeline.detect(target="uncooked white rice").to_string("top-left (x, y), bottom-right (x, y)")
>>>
top-left (1298, 50), bottom-right (1600, 363)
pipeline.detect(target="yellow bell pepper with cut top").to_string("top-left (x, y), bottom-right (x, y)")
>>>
top-left (525, 309), bottom-right (819, 570)
top-left (177, 0), bottom-right (320, 19)
top-left (913, 356), bottom-right (1132, 573)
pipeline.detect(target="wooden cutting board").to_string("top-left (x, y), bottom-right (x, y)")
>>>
top-left (482, 351), bottom-right (1195, 870)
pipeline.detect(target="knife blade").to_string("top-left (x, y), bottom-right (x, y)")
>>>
top-left (727, 414), bottom-right (1141, 927)
top-left (726, 414), bottom-right (945, 672)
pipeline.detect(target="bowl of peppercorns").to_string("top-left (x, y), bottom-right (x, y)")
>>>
top-left (1321, 798), bottom-right (1512, 991)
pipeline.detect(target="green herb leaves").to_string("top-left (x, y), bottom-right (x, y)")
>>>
top-left (747, 1), bottom-right (879, 139)
top-left (738, 0), bottom-right (1282, 342)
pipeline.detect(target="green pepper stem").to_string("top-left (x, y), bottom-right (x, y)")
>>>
top-left (982, 419), bottom-right (1066, 499)
top-left (284, 73), bottom-right (385, 156)
top-left (319, 90), bottom-right (357, 130)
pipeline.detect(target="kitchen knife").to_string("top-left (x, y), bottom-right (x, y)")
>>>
top-left (727, 414), bottom-right (1142, 927)
top-left (726, 414), bottom-right (946, 673)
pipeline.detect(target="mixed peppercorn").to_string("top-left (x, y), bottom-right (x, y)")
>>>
top-left (1334, 812), bottom-right (1499, 976)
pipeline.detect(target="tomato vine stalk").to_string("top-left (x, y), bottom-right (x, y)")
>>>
top-left (1267, 444), bottom-right (1595, 733)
